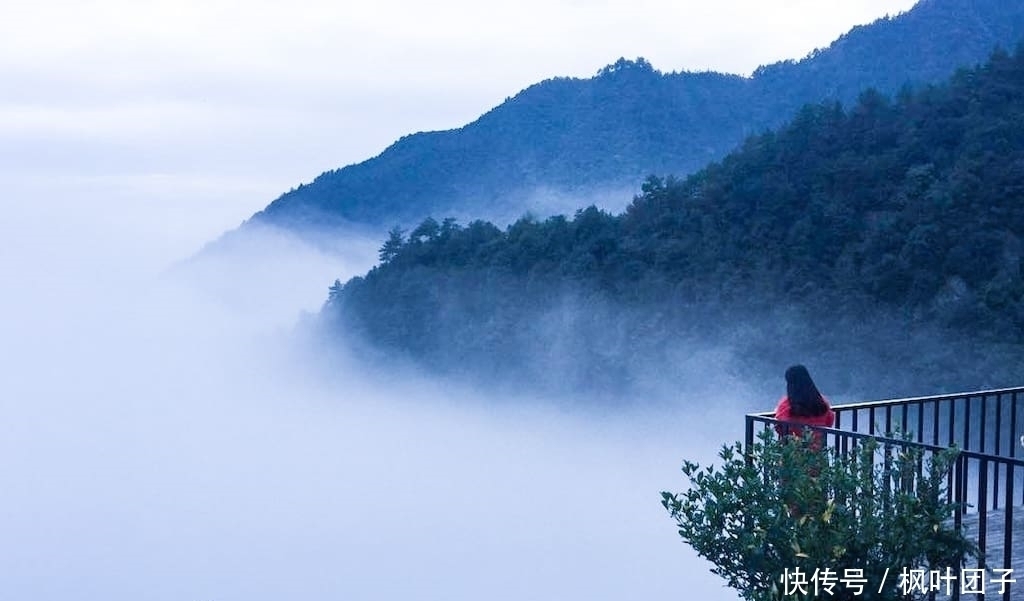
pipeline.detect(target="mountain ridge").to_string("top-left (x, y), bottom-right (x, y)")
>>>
top-left (322, 44), bottom-right (1024, 400)
top-left (246, 0), bottom-right (1024, 235)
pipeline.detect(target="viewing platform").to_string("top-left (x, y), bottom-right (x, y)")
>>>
top-left (747, 387), bottom-right (1024, 601)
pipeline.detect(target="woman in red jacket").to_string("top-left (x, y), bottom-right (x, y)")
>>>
top-left (775, 365), bottom-right (834, 517)
top-left (774, 364), bottom-right (835, 450)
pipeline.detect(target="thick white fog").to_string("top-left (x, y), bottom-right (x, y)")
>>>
top-left (0, 181), bottom-right (752, 600)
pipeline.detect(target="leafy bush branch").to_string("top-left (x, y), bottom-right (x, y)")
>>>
top-left (661, 430), bottom-right (976, 600)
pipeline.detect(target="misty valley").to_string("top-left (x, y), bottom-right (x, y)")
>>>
top-left (8, 0), bottom-right (1024, 599)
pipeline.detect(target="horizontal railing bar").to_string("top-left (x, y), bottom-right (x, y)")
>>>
top-left (747, 385), bottom-right (1024, 417)
top-left (956, 449), bottom-right (1024, 465)
top-left (748, 417), bottom-right (947, 452)
top-left (747, 416), bottom-right (1024, 467)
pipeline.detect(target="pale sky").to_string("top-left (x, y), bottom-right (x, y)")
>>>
top-left (3, 0), bottom-right (919, 251)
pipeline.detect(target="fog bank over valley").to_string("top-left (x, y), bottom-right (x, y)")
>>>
top-left (7, 1), bottom-right (1009, 598)
top-left (1, 186), bottom-right (744, 600)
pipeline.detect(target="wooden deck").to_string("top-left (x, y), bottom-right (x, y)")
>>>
top-left (938, 507), bottom-right (1024, 600)
top-left (962, 507), bottom-right (1024, 569)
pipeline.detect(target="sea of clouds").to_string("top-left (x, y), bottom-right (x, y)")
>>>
top-left (0, 178), bottom-right (745, 600)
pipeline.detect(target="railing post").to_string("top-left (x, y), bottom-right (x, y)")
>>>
top-left (994, 393), bottom-right (1002, 510)
top-left (977, 458), bottom-right (987, 579)
top-left (951, 451), bottom-right (965, 601)
top-left (955, 453), bottom-right (965, 524)
top-left (1002, 463), bottom-right (1014, 601)
top-left (744, 415), bottom-right (754, 469)
top-left (915, 401), bottom-right (923, 444)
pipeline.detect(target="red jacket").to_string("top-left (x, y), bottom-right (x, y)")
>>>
top-left (774, 395), bottom-right (835, 449)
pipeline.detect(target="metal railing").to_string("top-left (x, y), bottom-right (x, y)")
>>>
top-left (745, 386), bottom-right (1024, 601)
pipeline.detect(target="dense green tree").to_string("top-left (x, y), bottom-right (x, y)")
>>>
top-left (409, 218), bottom-right (440, 243)
top-left (662, 432), bottom-right (975, 601)
top-left (323, 45), bottom-right (1024, 399)
top-left (378, 226), bottom-right (405, 264)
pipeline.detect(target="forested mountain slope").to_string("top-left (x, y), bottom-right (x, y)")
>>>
top-left (250, 0), bottom-right (1024, 232)
top-left (323, 46), bottom-right (1024, 401)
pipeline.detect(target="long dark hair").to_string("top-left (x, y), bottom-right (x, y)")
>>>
top-left (785, 364), bottom-right (828, 417)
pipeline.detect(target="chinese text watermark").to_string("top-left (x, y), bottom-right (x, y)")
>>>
top-left (780, 567), bottom-right (1015, 597)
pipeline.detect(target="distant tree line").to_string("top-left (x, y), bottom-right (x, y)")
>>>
top-left (323, 46), bottom-right (1024, 400)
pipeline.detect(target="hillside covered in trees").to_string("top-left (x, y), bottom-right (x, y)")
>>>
top-left (249, 0), bottom-right (1024, 234)
top-left (322, 46), bottom-right (1024, 401)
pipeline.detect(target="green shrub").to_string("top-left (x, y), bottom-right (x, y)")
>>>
top-left (661, 430), bottom-right (976, 600)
